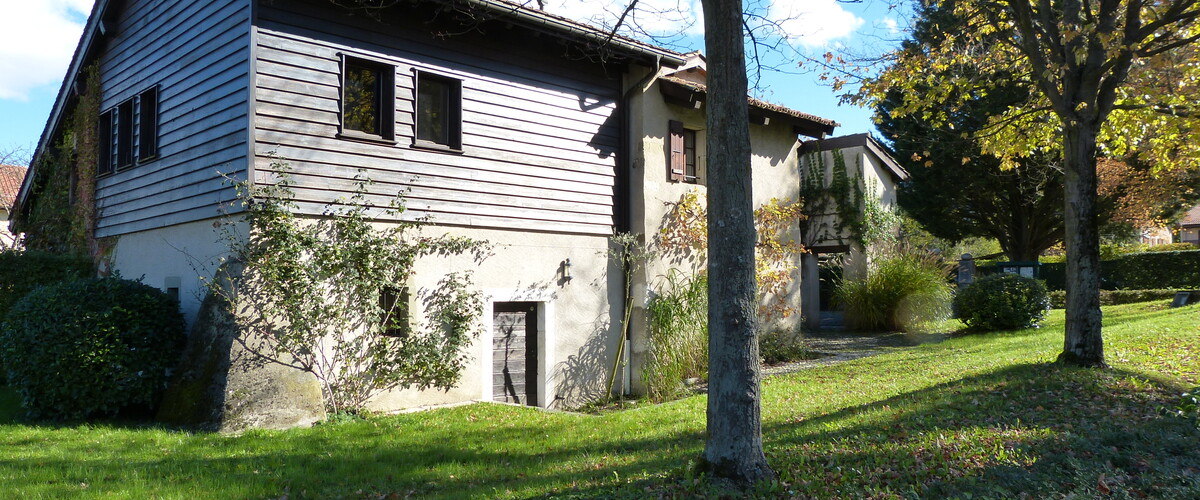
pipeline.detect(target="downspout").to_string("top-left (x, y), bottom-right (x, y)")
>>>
top-left (614, 55), bottom-right (662, 397)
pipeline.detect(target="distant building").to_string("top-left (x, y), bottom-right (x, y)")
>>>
top-left (1179, 205), bottom-right (1200, 246)
top-left (1, 164), bottom-right (27, 248)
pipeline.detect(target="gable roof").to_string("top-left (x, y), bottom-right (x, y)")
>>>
top-left (798, 133), bottom-right (909, 182)
top-left (657, 76), bottom-right (839, 138)
top-left (0, 165), bottom-right (27, 210)
top-left (1180, 205), bottom-right (1200, 227)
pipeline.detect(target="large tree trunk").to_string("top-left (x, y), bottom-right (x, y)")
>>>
top-left (699, 0), bottom-right (774, 484)
top-left (1058, 122), bottom-right (1106, 367)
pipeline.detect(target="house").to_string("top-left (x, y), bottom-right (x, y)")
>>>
top-left (1179, 205), bottom-right (1200, 245)
top-left (1, 164), bottom-right (27, 248)
top-left (796, 134), bottom-right (909, 329)
top-left (15, 0), bottom-right (901, 425)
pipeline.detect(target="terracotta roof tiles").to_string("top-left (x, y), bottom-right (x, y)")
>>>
top-left (0, 165), bottom-right (27, 209)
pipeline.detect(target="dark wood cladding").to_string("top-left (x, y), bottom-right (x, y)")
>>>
top-left (95, 0), bottom-right (251, 236)
top-left (254, 0), bottom-right (624, 235)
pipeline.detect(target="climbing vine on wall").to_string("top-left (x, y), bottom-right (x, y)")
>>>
top-left (207, 159), bottom-right (491, 414)
top-left (800, 148), bottom-right (899, 250)
top-left (21, 63), bottom-right (101, 261)
top-left (657, 191), bottom-right (806, 321)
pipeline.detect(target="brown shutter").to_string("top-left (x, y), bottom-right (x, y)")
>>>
top-left (668, 120), bottom-right (685, 181)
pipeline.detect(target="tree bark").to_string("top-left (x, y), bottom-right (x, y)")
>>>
top-left (1058, 122), bottom-right (1107, 367)
top-left (699, 0), bottom-right (775, 485)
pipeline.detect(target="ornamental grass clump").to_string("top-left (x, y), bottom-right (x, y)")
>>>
top-left (834, 246), bottom-right (954, 332)
top-left (643, 270), bottom-right (708, 403)
top-left (953, 273), bottom-right (1050, 331)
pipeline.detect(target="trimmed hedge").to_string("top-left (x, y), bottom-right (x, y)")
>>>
top-left (0, 277), bottom-right (185, 420)
top-left (0, 250), bottom-right (93, 384)
top-left (1048, 289), bottom-right (1181, 309)
top-left (1035, 249), bottom-right (1200, 291)
top-left (0, 250), bottom-right (94, 319)
top-left (953, 273), bottom-right (1050, 331)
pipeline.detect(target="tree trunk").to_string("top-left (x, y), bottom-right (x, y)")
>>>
top-left (699, 0), bottom-right (775, 484)
top-left (1058, 122), bottom-right (1106, 367)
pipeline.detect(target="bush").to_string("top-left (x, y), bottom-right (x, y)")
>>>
top-left (834, 247), bottom-right (953, 332)
top-left (0, 277), bottom-right (185, 420)
top-left (644, 271), bottom-right (708, 403)
top-left (0, 250), bottom-right (93, 383)
top-left (759, 329), bottom-right (812, 365)
top-left (1048, 289), bottom-right (1180, 309)
top-left (953, 273), bottom-right (1049, 330)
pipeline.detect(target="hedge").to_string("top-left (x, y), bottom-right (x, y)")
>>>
top-left (1010, 249), bottom-right (1200, 291)
top-left (1048, 289), bottom-right (1181, 309)
top-left (0, 250), bottom-right (94, 320)
top-left (0, 250), bottom-right (94, 384)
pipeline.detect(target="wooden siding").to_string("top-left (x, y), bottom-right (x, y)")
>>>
top-left (254, 1), bottom-right (622, 235)
top-left (95, 0), bottom-right (251, 237)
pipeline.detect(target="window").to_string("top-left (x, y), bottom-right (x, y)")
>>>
top-left (414, 71), bottom-right (462, 150)
top-left (341, 56), bottom-right (395, 141)
top-left (138, 86), bottom-right (158, 160)
top-left (379, 287), bottom-right (411, 338)
top-left (97, 86), bottom-right (159, 175)
top-left (668, 120), bottom-right (701, 183)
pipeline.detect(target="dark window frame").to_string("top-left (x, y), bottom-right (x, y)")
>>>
top-left (97, 85), bottom-right (160, 176)
top-left (338, 54), bottom-right (396, 144)
top-left (412, 69), bottom-right (463, 152)
top-left (138, 86), bottom-right (159, 161)
top-left (379, 286), bottom-right (412, 338)
top-left (116, 98), bottom-right (134, 170)
top-left (97, 110), bottom-right (114, 175)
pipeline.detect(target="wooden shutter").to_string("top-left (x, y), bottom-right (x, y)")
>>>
top-left (668, 120), bottom-right (685, 181)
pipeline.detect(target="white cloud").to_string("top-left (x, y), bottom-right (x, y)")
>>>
top-left (0, 0), bottom-right (94, 101)
top-left (767, 0), bottom-right (864, 49)
top-left (881, 17), bottom-right (900, 35)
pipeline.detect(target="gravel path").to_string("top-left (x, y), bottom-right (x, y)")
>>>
top-left (762, 330), bottom-right (951, 377)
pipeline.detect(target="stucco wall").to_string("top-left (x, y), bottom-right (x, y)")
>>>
top-left (109, 217), bottom-right (622, 413)
top-left (624, 67), bottom-right (811, 392)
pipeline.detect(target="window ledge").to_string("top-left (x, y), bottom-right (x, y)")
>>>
top-left (336, 131), bottom-right (397, 146)
top-left (411, 140), bottom-right (463, 154)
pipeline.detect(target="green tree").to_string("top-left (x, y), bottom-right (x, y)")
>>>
top-left (857, 0), bottom-right (1200, 367)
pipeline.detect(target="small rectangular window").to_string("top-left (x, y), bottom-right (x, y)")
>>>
top-left (138, 86), bottom-right (158, 160)
top-left (97, 111), bottom-right (113, 175)
top-left (116, 99), bottom-right (134, 169)
top-left (341, 56), bottom-right (395, 141)
top-left (379, 287), bottom-right (411, 338)
top-left (414, 71), bottom-right (462, 150)
top-left (668, 120), bottom-right (701, 184)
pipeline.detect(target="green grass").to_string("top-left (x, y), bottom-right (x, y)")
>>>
top-left (2, 302), bottom-right (1199, 498)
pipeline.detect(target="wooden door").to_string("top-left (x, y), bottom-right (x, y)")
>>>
top-left (492, 302), bottom-right (537, 406)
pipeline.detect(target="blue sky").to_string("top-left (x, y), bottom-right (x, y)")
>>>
top-left (0, 0), bottom-right (907, 165)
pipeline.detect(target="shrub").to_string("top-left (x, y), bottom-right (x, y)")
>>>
top-left (0, 277), bottom-right (185, 420)
top-left (643, 270), bottom-right (708, 403)
top-left (759, 329), bottom-right (812, 365)
top-left (953, 273), bottom-right (1050, 330)
top-left (1048, 289), bottom-right (1180, 309)
top-left (0, 250), bottom-right (93, 383)
top-left (834, 246), bottom-right (954, 332)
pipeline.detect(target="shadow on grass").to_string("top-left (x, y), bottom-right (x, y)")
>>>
top-left (762, 362), bottom-right (1200, 498)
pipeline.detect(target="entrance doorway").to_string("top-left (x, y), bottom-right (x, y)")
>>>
top-left (492, 302), bottom-right (538, 406)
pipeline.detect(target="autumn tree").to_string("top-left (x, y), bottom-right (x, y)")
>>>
top-left (858, 0), bottom-right (1200, 367)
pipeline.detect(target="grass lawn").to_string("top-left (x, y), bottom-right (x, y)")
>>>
top-left (2, 301), bottom-right (1198, 498)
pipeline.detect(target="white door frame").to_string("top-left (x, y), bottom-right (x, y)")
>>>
top-left (482, 289), bottom-right (556, 407)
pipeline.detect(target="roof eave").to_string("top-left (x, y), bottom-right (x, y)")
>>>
top-left (16, 0), bottom-right (111, 214)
